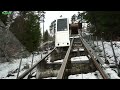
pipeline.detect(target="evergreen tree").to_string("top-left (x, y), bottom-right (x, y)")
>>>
top-left (43, 30), bottom-right (49, 42)
top-left (71, 14), bottom-right (76, 23)
top-left (9, 11), bottom-right (42, 53)
top-left (25, 12), bottom-right (41, 52)
top-left (83, 11), bottom-right (120, 40)
top-left (77, 12), bottom-right (81, 20)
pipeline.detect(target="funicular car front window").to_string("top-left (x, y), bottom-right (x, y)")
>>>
top-left (57, 19), bottom-right (67, 31)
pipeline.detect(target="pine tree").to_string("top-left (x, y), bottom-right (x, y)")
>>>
top-left (9, 11), bottom-right (42, 53)
top-left (26, 12), bottom-right (41, 52)
top-left (43, 30), bottom-right (49, 42)
top-left (71, 14), bottom-right (76, 23)
top-left (83, 11), bottom-right (120, 40)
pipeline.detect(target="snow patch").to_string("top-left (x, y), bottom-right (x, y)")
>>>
top-left (0, 51), bottom-right (48, 79)
top-left (68, 72), bottom-right (98, 79)
top-left (71, 56), bottom-right (89, 61)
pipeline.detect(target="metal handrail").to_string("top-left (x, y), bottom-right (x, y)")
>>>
top-left (17, 47), bottom-right (56, 79)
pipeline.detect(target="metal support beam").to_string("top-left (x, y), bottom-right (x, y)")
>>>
top-left (57, 38), bottom-right (74, 79)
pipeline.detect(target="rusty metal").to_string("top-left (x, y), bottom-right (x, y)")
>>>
top-left (79, 34), bottom-right (109, 79)
top-left (57, 38), bottom-right (74, 79)
top-left (81, 35), bottom-right (104, 65)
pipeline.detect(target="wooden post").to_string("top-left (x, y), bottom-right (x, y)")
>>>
top-left (16, 58), bottom-right (22, 79)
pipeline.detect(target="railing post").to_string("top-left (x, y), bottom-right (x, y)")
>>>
top-left (41, 52), bottom-right (42, 59)
top-left (101, 37), bottom-right (108, 64)
top-left (101, 33), bottom-right (109, 64)
top-left (96, 36), bottom-right (99, 47)
top-left (31, 53), bottom-right (34, 67)
top-left (27, 53), bottom-right (34, 79)
top-left (16, 58), bottom-right (22, 79)
top-left (87, 34), bottom-right (89, 42)
top-left (89, 34), bottom-right (92, 45)
top-left (91, 34), bottom-right (94, 46)
top-left (110, 40), bottom-right (120, 76)
top-left (93, 35), bottom-right (94, 46)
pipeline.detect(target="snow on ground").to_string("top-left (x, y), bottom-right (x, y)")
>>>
top-left (47, 56), bottom-right (89, 64)
top-left (43, 72), bottom-right (99, 79)
top-left (68, 67), bottom-right (120, 79)
top-left (43, 77), bottom-right (57, 79)
top-left (51, 59), bottom-right (63, 63)
top-left (70, 35), bottom-right (80, 39)
top-left (68, 72), bottom-right (98, 79)
top-left (72, 48), bottom-right (84, 52)
top-left (43, 71), bottom-right (99, 79)
top-left (87, 40), bottom-right (120, 79)
top-left (94, 41), bottom-right (120, 64)
top-left (0, 51), bottom-right (48, 79)
top-left (71, 56), bottom-right (89, 61)
top-left (104, 68), bottom-right (120, 79)
top-left (43, 70), bottom-right (118, 79)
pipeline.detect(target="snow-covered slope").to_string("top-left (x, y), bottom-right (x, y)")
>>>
top-left (94, 41), bottom-right (120, 64)
top-left (0, 52), bottom-right (47, 79)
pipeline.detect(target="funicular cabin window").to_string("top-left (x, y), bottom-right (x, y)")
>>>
top-left (57, 18), bottom-right (67, 31)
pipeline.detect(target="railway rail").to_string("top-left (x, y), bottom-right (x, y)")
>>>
top-left (17, 47), bottom-right (56, 79)
top-left (17, 34), bottom-right (109, 79)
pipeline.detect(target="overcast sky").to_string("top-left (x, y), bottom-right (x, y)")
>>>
top-left (40, 11), bottom-right (83, 33)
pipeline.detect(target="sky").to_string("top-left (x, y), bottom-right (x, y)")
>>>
top-left (40, 11), bottom-right (83, 34)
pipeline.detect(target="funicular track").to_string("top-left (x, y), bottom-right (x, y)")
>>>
top-left (17, 35), bottom-right (109, 79)
top-left (57, 34), bottom-right (109, 79)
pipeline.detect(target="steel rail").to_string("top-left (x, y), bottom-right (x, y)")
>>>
top-left (82, 37), bottom-right (104, 65)
top-left (79, 35), bottom-right (109, 79)
top-left (17, 47), bottom-right (56, 79)
top-left (57, 38), bottom-right (74, 79)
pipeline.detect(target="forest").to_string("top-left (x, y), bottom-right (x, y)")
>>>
top-left (71, 11), bottom-right (120, 40)
top-left (0, 11), bottom-right (50, 62)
